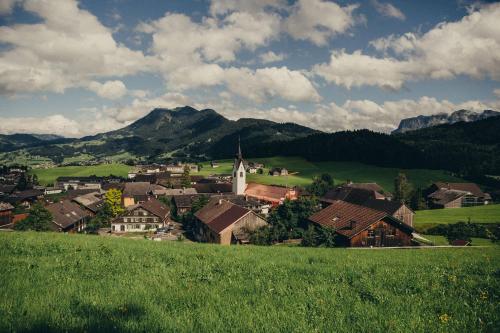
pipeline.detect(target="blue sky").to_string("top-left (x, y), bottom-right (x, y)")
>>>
top-left (0, 0), bottom-right (499, 137)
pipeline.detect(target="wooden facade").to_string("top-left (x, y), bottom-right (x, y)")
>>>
top-left (392, 205), bottom-right (414, 227)
top-left (0, 209), bottom-right (13, 226)
top-left (112, 207), bottom-right (163, 232)
top-left (347, 219), bottom-right (413, 247)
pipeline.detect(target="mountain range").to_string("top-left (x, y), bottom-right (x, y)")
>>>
top-left (0, 106), bottom-right (499, 177)
top-left (392, 109), bottom-right (500, 134)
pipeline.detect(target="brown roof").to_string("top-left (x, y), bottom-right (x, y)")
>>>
top-left (139, 198), bottom-right (170, 219)
top-left (434, 182), bottom-right (486, 198)
top-left (123, 182), bottom-right (163, 197)
top-left (173, 194), bottom-right (207, 209)
top-left (322, 187), bottom-right (376, 205)
top-left (361, 199), bottom-right (409, 215)
top-left (428, 189), bottom-right (466, 206)
top-left (309, 200), bottom-right (413, 238)
top-left (195, 199), bottom-right (251, 233)
top-left (245, 183), bottom-right (296, 203)
top-left (193, 183), bottom-right (232, 194)
top-left (46, 200), bottom-right (91, 229)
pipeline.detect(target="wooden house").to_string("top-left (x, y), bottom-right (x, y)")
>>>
top-left (111, 198), bottom-right (170, 233)
top-left (309, 200), bottom-right (414, 247)
top-left (122, 182), bottom-right (165, 207)
top-left (427, 182), bottom-right (491, 208)
top-left (47, 200), bottom-right (91, 232)
top-left (194, 198), bottom-right (267, 245)
top-left (269, 167), bottom-right (288, 176)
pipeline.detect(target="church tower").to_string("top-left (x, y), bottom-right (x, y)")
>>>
top-left (232, 137), bottom-right (246, 195)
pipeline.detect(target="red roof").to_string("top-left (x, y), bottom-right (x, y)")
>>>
top-left (12, 213), bottom-right (29, 224)
top-left (245, 183), bottom-right (297, 204)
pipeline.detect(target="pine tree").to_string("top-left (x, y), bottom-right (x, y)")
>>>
top-left (394, 172), bottom-right (413, 204)
top-left (181, 165), bottom-right (191, 188)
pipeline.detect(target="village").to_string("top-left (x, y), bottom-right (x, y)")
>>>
top-left (0, 141), bottom-right (493, 247)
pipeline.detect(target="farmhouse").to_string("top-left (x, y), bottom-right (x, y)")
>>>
top-left (309, 200), bottom-right (414, 247)
top-left (269, 167), bottom-right (288, 176)
top-left (153, 187), bottom-right (197, 197)
top-left (6, 189), bottom-right (43, 208)
top-left (111, 198), bottom-right (170, 233)
top-left (245, 183), bottom-right (297, 206)
top-left (55, 176), bottom-right (103, 191)
top-left (194, 198), bottom-right (267, 245)
top-left (321, 187), bottom-right (414, 226)
top-left (47, 200), bottom-right (91, 232)
top-left (0, 202), bottom-right (14, 227)
top-left (427, 182), bottom-right (491, 208)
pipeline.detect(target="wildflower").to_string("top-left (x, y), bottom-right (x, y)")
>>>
top-left (480, 291), bottom-right (488, 300)
top-left (439, 314), bottom-right (450, 324)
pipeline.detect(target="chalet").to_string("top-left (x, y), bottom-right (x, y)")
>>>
top-left (72, 192), bottom-right (104, 215)
top-left (0, 202), bottom-right (14, 227)
top-left (427, 182), bottom-right (491, 208)
top-left (55, 176), bottom-right (103, 191)
top-left (309, 200), bottom-right (414, 247)
top-left (111, 198), bottom-right (170, 233)
top-left (346, 182), bottom-right (392, 199)
top-left (194, 198), bottom-right (267, 245)
top-left (321, 187), bottom-right (414, 226)
top-left (47, 200), bottom-right (91, 232)
top-left (122, 182), bottom-right (165, 207)
top-left (269, 167), bottom-right (288, 176)
top-left (245, 183), bottom-right (297, 206)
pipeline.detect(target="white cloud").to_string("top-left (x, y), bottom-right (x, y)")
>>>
top-left (314, 3), bottom-right (500, 89)
top-left (494, 88), bottom-right (500, 97)
top-left (87, 80), bottom-right (127, 100)
top-left (0, 114), bottom-right (82, 137)
top-left (259, 51), bottom-right (286, 64)
top-left (209, 0), bottom-right (286, 16)
top-left (0, 0), bottom-right (152, 96)
top-left (284, 0), bottom-right (361, 46)
top-left (371, 0), bottom-right (406, 20)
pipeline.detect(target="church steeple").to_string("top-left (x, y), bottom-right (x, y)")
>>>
top-left (232, 137), bottom-right (246, 195)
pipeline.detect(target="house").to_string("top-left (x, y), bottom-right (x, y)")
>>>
top-left (269, 167), bottom-right (288, 176)
top-left (211, 194), bottom-right (271, 215)
top-left (173, 194), bottom-right (207, 214)
top-left (153, 187), bottom-right (197, 198)
top-left (346, 182), bottom-right (392, 199)
top-left (72, 192), bottom-right (104, 215)
top-left (193, 183), bottom-right (233, 194)
top-left (194, 198), bottom-right (267, 245)
top-left (47, 200), bottom-right (91, 232)
top-left (210, 161), bottom-right (219, 168)
top-left (111, 198), bottom-right (170, 233)
top-left (55, 176), bottom-right (103, 191)
top-left (247, 167), bottom-right (259, 174)
top-left (427, 182), bottom-right (491, 208)
top-left (321, 187), bottom-right (414, 226)
top-left (44, 187), bottom-right (63, 195)
top-left (165, 164), bottom-right (184, 173)
top-left (0, 202), bottom-right (14, 227)
top-left (6, 189), bottom-right (43, 208)
top-left (308, 200), bottom-right (414, 247)
top-left (122, 182), bottom-right (165, 207)
top-left (245, 183), bottom-right (297, 206)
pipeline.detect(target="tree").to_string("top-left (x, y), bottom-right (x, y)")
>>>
top-left (16, 173), bottom-right (28, 191)
top-left (181, 195), bottom-right (209, 239)
top-left (181, 165), bottom-right (191, 188)
top-left (301, 224), bottom-right (338, 247)
top-left (410, 187), bottom-right (427, 210)
top-left (85, 202), bottom-right (113, 234)
top-left (394, 172), bottom-right (413, 204)
top-left (105, 188), bottom-right (124, 217)
top-left (14, 204), bottom-right (52, 231)
top-left (308, 173), bottom-right (334, 197)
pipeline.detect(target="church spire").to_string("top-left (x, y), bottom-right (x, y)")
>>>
top-left (237, 136), bottom-right (242, 160)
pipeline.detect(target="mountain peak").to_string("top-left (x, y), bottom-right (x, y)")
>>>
top-left (392, 109), bottom-right (500, 134)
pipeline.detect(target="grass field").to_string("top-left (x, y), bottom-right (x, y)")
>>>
top-left (422, 234), bottom-right (498, 246)
top-left (196, 156), bottom-right (462, 191)
top-left (31, 164), bottom-right (132, 185)
top-left (415, 204), bottom-right (500, 225)
top-left (0, 232), bottom-right (498, 332)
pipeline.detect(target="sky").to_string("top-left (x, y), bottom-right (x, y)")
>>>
top-left (0, 0), bottom-right (499, 138)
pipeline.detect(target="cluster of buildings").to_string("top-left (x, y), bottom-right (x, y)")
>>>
top-left (0, 142), bottom-right (494, 246)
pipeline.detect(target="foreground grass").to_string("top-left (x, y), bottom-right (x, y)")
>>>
top-left (415, 204), bottom-right (500, 225)
top-left (0, 232), bottom-right (498, 332)
top-left (196, 156), bottom-right (461, 191)
top-left (31, 164), bottom-right (132, 185)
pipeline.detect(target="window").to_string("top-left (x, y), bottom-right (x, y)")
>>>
top-left (112, 225), bottom-right (115, 231)
top-left (240, 172), bottom-right (243, 177)
top-left (367, 230), bottom-right (375, 237)
top-left (234, 171), bottom-right (237, 177)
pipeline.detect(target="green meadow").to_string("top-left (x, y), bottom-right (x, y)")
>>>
top-left (0, 232), bottom-right (498, 332)
top-left (31, 164), bottom-right (132, 186)
top-left (415, 204), bottom-right (500, 225)
top-left (197, 156), bottom-right (462, 191)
